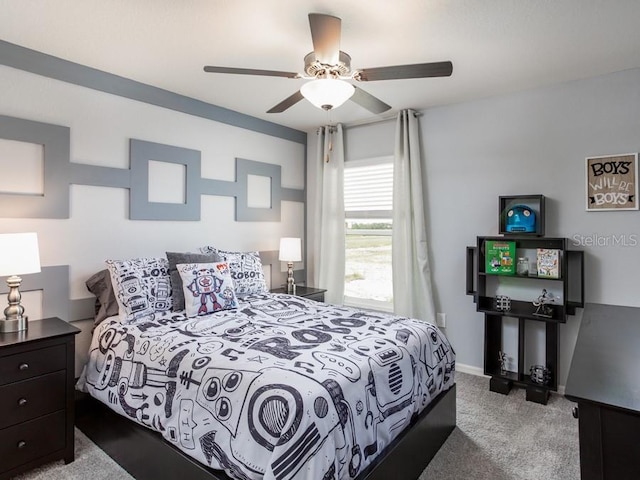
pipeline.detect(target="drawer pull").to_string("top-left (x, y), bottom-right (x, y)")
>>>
top-left (17, 441), bottom-right (27, 449)
top-left (19, 363), bottom-right (29, 371)
top-left (572, 406), bottom-right (579, 419)
top-left (18, 397), bottom-right (28, 407)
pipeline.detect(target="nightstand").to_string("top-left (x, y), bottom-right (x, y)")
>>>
top-left (270, 286), bottom-right (327, 302)
top-left (0, 317), bottom-right (80, 479)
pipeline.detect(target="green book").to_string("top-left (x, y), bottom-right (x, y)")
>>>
top-left (485, 240), bottom-right (516, 275)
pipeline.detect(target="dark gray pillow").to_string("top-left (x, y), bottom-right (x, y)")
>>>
top-left (166, 251), bottom-right (221, 311)
top-left (86, 269), bottom-right (119, 329)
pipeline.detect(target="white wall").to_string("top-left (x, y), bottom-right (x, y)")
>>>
top-left (0, 66), bottom-right (305, 373)
top-left (308, 67), bottom-right (640, 387)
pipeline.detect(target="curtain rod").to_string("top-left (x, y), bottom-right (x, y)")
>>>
top-left (343, 110), bottom-right (422, 129)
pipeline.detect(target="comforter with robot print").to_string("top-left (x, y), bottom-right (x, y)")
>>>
top-left (78, 292), bottom-right (455, 480)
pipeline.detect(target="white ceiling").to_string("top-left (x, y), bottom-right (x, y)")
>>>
top-left (2, 0), bottom-right (640, 132)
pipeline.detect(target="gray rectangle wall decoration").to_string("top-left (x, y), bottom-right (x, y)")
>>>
top-left (0, 115), bottom-right (304, 222)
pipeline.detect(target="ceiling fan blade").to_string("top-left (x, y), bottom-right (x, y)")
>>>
top-left (350, 86), bottom-right (392, 114)
top-left (308, 13), bottom-right (341, 65)
top-left (267, 90), bottom-right (305, 113)
top-left (204, 66), bottom-right (299, 79)
top-left (356, 61), bottom-right (453, 82)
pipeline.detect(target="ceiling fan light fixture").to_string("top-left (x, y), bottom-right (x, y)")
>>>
top-left (300, 78), bottom-right (355, 110)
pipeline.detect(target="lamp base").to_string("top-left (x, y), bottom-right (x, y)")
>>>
top-left (286, 262), bottom-right (296, 295)
top-left (2, 275), bottom-right (29, 332)
top-left (0, 315), bottom-right (28, 333)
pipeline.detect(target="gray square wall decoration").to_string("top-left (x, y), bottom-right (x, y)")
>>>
top-left (129, 139), bottom-right (201, 221)
top-left (0, 115), bottom-right (70, 218)
top-left (236, 158), bottom-right (282, 222)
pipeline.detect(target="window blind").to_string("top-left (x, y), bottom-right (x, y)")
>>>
top-left (344, 162), bottom-right (393, 217)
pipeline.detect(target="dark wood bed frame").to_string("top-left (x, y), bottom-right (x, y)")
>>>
top-left (76, 383), bottom-right (456, 480)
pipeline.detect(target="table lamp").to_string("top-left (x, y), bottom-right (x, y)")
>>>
top-left (279, 237), bottom-right (301, 294)
top-left (0, 232), bottom-right (41, 333)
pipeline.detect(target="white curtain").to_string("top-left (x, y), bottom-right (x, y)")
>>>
top-left (392, 110), bottom-right (436, 322)
top-left (313, 124), bottom-right (345, 304)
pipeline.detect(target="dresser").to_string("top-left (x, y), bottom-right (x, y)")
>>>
top-left (565, 303), bottom-right (640, 480)
top-left (0, 317), bottom-right (80, 479)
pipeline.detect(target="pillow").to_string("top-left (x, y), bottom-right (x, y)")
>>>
top-left (85, 269), bottom-right (119, 329)
top-left (199, 246), bottom-right (268, 296)
top-left (176, 262), bottom-right (238, 317)
top-left (166, 251), bottom-right (221, 312)
top-left (106, 257), bottom-right (172, 324)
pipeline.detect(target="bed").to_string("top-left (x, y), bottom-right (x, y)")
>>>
top-left (76, 253), bottom-right (456, 480)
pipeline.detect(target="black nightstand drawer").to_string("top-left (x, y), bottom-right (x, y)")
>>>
top-left (0, 370), bottom-right (66, 429)
top-left (0, 344), bottom-right (66, 386)
top-left (0, 410), bottom-right (66, 472)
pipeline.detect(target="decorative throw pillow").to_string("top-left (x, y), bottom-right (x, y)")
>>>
top-left (166, 251), bottom-right (221, 312)
top-left (85, 269), bottom-right (120, 330)
top-left (106, 257), bottom-right (172, 324)
top-left (199, 246), bottom-right (268, 296)
top-left (176, 262), bottom-right (238, 317)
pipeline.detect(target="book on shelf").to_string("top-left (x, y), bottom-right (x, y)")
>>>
top-left (536, 248), bottom-right (560, 278)
top-left (485, 240), bottom-right (516, 275)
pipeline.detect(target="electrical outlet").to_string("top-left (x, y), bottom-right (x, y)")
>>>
top-left (436, 312), bottom-right (446, 328)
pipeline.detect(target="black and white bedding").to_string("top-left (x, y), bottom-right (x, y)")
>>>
top-left (78, 293), bottom-right (455, 480)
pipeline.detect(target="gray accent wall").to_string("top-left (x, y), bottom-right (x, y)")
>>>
top-left (0, 49), bottom-right (307, 375)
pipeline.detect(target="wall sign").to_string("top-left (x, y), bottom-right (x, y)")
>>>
top-left (585, 153), bottom-right (638, 211)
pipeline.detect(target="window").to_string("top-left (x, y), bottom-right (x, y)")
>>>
top-left (344, 156), bottom-right (393, 311)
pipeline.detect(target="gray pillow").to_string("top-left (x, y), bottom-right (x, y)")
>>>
top-left (166, 251), bottom-right (221, 311)
top-left (86, 269), bottom-right (119, 330)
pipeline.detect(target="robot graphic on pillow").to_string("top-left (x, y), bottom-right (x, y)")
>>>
top-left (186, 268), bottom-right (223, 314)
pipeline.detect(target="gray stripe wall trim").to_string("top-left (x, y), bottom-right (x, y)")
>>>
top-left (0, 40), bottom-right (307, 145)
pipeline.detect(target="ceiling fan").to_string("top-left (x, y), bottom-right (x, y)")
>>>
top-left (204, 13), bottom-right (453, 114)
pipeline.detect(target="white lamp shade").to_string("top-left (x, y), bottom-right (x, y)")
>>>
top-left (0, 232), bottom-right (41, 276)
top-left (279, 237), bottom-right (302, 262)
top-left (300, 79), bottom-right (355, 110)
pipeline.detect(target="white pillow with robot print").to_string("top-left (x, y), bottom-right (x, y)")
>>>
top-left (176, 262), bottom-right (238, 318)
top-left (105, 257), bottom-right (172, 324)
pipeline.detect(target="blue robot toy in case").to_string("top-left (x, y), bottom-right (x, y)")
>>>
top-left (505, 205), bottom-right (536, 233)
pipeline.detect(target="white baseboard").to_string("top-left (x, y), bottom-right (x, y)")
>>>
top-left (455, 362), bottom-right (488, 377)
top-left (455, 362), bottom-right (566, 395)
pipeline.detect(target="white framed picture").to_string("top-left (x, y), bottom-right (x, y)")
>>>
top-left (585, 153), bottom-right (638, 211)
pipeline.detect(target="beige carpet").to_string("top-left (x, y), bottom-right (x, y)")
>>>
top-left (16, 372), bottom-right (579, 480)
top-left (420, 373), bottom-right (580, 480)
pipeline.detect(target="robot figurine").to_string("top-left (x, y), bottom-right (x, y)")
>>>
top-left (530, 365), bottom-right (551, 385)
top-left (498, 351), bottom-right (508, 375)
top-left (533, 289), bottom-right (555, 318)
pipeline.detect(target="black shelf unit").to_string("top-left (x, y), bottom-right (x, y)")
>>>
top-left (467, 236), bottom-right (584, 405)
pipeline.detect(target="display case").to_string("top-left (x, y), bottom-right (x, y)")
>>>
top-left (466, 235), bottom-right (584, 404)
top-left (499, 194), bottom-right (545, 236)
